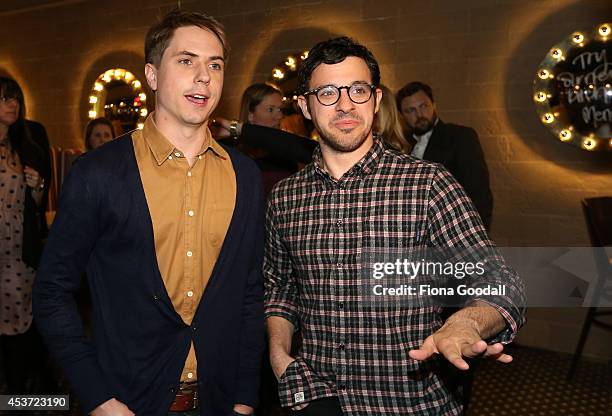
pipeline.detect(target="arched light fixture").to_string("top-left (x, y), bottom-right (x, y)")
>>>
top-left (533, 23), bottom-right (612, 152)
top-left (88, 68), bottom-right (148, 130)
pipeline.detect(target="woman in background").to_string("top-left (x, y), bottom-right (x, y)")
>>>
top-left (233, 83), bottom-right (304, 195)
top-left (375, 84), bottom-right (411, 153)
top-left (84, 117), bottom-right (115, 150)
top-left (0, 76), bottom-right (51, 393)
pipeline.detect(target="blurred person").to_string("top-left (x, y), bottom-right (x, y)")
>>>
top-left (396, 81), bottom-right (493, 229)
top-left (34, 9), bottom-right (263, 416)
top-left (216, 83), bottom-right (311, 195)
top-left (374, 84), bottom-right (410, 153)
top-left (84, 117), bottom-right (116, 150)
top-left (0, 76), bottom-right (51, 393)
top-left (240, 83), bottom-right (284, 130)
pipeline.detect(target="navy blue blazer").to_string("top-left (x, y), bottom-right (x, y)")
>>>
top-left (33, 133), bottom-right (265, 415)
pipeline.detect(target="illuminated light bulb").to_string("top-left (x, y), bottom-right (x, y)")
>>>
top-left (559, 129), bottom-right (572, 141)
top-left (88, 110), bottom-right (97, 119)
top-left (542, 113), bottom-right (554, 124)
top-left (104, 69), bottom-right (114, 78)
top-left (132, 80), bottom-right (141, 89)
top-left (574, 85), bottom-right (580, 90)
top-left (124, 72), bottom-right (134, 82)
top-left (138, 93), bottom-right (147, 101)
top-left (89, 96), bottom-right (98, 104)
top-left (114, 69), bottom-right (125, 79)
top-left (285, 56), bottom-right (296, 68)
top-left (538, 69), bottom-right (550, 79)
top-left (293, 95), bottom-right (298, 100)
top-left (137, 123), bottom-right (144, 130)
top-left (272, 68), bottom-right (284, 79)
top-left (609, 138), bottom-right (612, 148)
top-left (582, 138), bottom-right (597, 150)
top-left (533, 91), bottom-right (547, 102)
top-left (550, 48), bottom-right (563, 60)
top-left (102, 73), bottom-right (111, 83)
top-left (140, 108), bottom-right (148, 117)
top-left (598, 24), bottom-right (610, 37)
top-left (571, 33), bottom-right (584, 43)
top-left (300, 51), bottom-right (309, 60)
top-left (94, 82), bottom-right (104, 92)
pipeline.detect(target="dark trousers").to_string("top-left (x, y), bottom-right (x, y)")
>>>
top-left (294, 397), bottom-right (343, 416)
top-left (0, 324), bottom-right (53, 394)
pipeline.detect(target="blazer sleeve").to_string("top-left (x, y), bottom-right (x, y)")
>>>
top-left (235, 165), bottom-right (266, 407)
top-left (453, 128), bottom-right (493, 229)
top-left (241, 124), bottom-right (316, 164)
top-left (32, 159), bottom-right (114, 412)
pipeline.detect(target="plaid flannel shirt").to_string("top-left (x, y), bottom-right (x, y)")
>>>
top-left (264, 138), bottom-right (525, 415)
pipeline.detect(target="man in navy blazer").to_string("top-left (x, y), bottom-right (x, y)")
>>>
top-left (397, 82), bottom-right (493, 229)
top-left (33, 10), bottom-right (264, 416)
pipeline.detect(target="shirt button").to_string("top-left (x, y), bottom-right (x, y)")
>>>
top-left (187, 172), bottom-right (192, 177)
top-left (175, 152), bottom-right (181, 157)
top-left (336, 263), bottom-right (343, 270)
top-left (336, 219), bottom-right (343, 226)
top-left (168, 155), bottom-right (173, 160)
top-left (198, 155), bottom-right (202, 159)
top-left (338, 302), bottom-right (344, 310)
top-left (188, 210), bottom-right (195, 217)
top-left (339, 343), bottom-right (345, 350)
top-left (187, 290), bottom-right (194, 297)
top-left (187, 372), bottom-right (193, 379)
top-left (187, 251), bottom-right (193, 257)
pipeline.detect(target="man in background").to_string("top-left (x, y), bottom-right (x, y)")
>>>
top-left (396, 82), bottom-right (493, 229)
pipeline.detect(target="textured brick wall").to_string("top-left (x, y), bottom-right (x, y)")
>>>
top-left (1, 0), bottom-right (611, 357)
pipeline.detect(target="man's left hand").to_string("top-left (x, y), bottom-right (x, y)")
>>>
top-left (408, 318), bottom-right (513, 370)
top-left (232, 404), bottom-right (254, 415)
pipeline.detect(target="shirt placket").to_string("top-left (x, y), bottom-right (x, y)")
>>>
top-left (333, 179), bottom-right (349, 400)
top-left (182, 152), bottom-right (197, 381)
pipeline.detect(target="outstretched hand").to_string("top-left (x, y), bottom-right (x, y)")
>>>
top-left (408, 319), bottom-right (512, 370)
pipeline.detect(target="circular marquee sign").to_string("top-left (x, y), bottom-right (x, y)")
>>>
top-left (533, 23), bottom-right (612, 151)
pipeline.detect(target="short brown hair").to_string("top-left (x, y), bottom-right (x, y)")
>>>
top-left (145, 8), bottom-right (229, 66)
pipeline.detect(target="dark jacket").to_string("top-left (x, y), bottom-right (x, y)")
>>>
top-left (33, 133), bottom-right (265, 415)
top-left (10, 120), bottom-right (51, 268)
top-left (422, 120), bottom-right (493, 229)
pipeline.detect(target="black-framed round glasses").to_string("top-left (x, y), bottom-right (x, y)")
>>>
top-left (304, 83), bottom-right (376, 106)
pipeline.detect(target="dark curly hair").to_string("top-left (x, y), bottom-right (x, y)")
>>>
top-left (297, 36), bottom-right (380, 95)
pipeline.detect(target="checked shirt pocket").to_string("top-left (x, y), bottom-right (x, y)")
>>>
top-left (277, 357), bottom-right (328, 408)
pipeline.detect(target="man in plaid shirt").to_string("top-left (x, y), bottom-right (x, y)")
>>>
top-left (264, 37), bottom-right (525, 415)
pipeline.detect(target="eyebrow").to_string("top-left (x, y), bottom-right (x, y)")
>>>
top-left (176, 50), bottom-right (225, 62)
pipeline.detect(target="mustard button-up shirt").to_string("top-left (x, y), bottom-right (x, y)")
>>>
top-left (132, 115), bottom-right (236, 382)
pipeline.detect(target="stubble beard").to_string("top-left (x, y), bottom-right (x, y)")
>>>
top-left (318, 113), bottom-right (371, 153)
top-left (411, 111), bottom-right (437, 136)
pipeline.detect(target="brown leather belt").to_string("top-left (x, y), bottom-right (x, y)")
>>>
top-left (169, 382), bottom-right (198, 412)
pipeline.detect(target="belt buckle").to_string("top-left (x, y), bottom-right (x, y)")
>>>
top-left (169, 381), bottom-right (198, 412)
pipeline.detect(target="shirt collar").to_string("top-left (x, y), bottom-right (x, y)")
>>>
top-left (312, 135), bottom-right (386, 182)
top-left (141, 113), bottom-right (226, 166)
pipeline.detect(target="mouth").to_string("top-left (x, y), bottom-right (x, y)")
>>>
top-left (185, 93), bottom-right (209, 106)
top-left (334, 119), bottom-right (360, 129)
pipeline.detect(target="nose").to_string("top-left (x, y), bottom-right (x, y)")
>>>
top-left (274, 110), bottom-right (283, 121)
top-left (334, 89), bottom-right (355, 113)
top-left (196, 65), bottom-right (211, 85)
